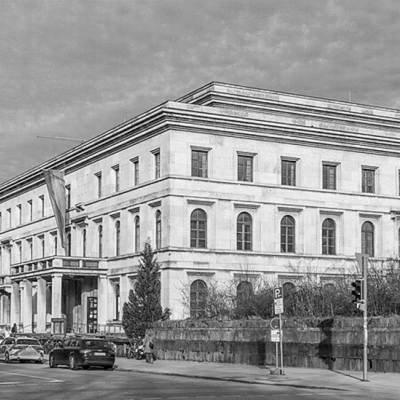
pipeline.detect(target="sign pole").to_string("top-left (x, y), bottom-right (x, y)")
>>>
top-left (279, 312), bottom-right (284, 375)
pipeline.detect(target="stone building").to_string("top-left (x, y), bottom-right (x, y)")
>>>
top-left (1, 82), bottom-right (400, 334)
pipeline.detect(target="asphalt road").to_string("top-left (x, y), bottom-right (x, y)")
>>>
top-left (0, 361), bottom-right (383, 400)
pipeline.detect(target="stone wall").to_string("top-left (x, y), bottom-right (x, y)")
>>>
top-left (153, 317), bottom-right (400, 373)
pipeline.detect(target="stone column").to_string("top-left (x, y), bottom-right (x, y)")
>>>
top-left (97, 275), bottom-right (108, 329)
top-left (10, 282), bottom-right (20, 328)
top-left (51, 273), bottom-right (63, 318)
top-left (36, 277), bottom-right (47, 333)
top-left (22, 280), bottom-right (33, 333)
top-left (0, 295), bottom-right (4, 325)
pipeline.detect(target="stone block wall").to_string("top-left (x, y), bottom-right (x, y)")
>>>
top-left (153, 316), bottom-right (400, 372)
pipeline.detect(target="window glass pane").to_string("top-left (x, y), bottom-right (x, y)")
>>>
top-left (238, 156), bottom-right (253, 182)
top-left (282, 160), bottom-right (296, 186)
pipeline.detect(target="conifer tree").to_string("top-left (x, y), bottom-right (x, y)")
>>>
top-left (122, 241), bottom-right (166, 338)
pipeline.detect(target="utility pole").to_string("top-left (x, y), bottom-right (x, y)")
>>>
top-left (355, 253), bottom-right (369, 382)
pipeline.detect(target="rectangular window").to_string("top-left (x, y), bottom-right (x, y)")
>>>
top-left (192, 150), bottom-right (208, 178)
top-left (7, 208), bottom-right (11, 228)
top-left (39, 195), bottom-right (45, 218)
top-left (17, 204), bottom-right (22, 225)
top-left (133, 158), bottom-right (139, 186)
top-left (323, 164), bottom-right (337, 190)
top-left (28, 200), bottom-right (33, 221)
top-left (154, 151), bottom-right (160, 179)
top-left (238, 155), bottom-right (253, 182)
top-left (113, 165), bottom-right (120, 192)
top-left (281, 159), bottom-right (296, 186)
top-left (66, 185), bottom-right (71, 209)
top-left (95, 172), bottom-right (102, 198)
top-left (362, 168), bottom-right (375, 193)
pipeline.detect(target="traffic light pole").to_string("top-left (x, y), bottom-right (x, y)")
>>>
top-left (362, 256), bottom-right (368, 382)
top-left (355, 253), bottom-right (368, 382)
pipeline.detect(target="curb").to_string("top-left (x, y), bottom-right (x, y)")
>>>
top-left (113, 365), bottom-right (347, 392)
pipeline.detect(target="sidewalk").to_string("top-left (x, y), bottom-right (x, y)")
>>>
top-left (114, 357), bottom-right (400, 397)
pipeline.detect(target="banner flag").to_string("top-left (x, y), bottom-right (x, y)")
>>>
top-left (43, 169), bottom-right (66, 249)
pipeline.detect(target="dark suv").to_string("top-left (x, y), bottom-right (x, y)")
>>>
top-left (49, 337), bottom-right (115, 370)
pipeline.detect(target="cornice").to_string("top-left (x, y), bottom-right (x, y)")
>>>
top-left (2, 83), bottom-right (400, 201)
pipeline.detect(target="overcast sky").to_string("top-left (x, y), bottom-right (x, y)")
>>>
top-left (1, 0), bottom-right (400, 184)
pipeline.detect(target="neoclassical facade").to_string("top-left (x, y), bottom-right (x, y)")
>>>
top-left (1, 82), bottom-right (400, 333)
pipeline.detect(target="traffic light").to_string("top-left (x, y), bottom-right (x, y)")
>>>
top-left (351, 280), bottom-right (362, 304)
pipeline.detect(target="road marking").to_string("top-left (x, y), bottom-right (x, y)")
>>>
top-left (0, 370), bottom-right (63, 383)
top-left (0, 382), bottom-right (19, 385)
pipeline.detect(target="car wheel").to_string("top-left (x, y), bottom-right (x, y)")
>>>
top-left (69, 355), bottom-right (78, 370)
top-left (49, 355), bottom-right (57, 368)
top-left (19, 360), bottom-right (26, 363)
top-left (82, 365), bottom-right (90, 370)
top-left (104, 365), bottom-right (113, 370)
top-left (4, 352), bottom-right (10, 363)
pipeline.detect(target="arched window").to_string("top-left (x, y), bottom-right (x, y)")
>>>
top-left (115, 284), bottom-right (120, 321)
top-left (115, 221), bottom-right (121, 256)
top-left (361, 221), bottom-right (374, 257)
top-left (135, 216), bottom-right (140, 253)
top-left (98, 225), bottom-right (103, 258)
top-left (190, 209), bottom-right (207, 248)
top-left (283, 282), bottom-right (295, 296)
top-left (237, 212), bottom-right (252, 251)
top-left (237, 281), bottom-right (253, 309)
top-left (66, 232), bottom-right (71, 256)
top-left (322, 218), bottom-right (336, 255)
top-left (82, 229), bottom-right (87, 257)
top-left (190, 279), bottom-right (207, 318)
top-left (155, 211), bottom-right (161, 250)
top-left (281, 216), bottom-right (295, 253)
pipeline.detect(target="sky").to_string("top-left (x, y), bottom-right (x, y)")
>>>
top-left (1, 0), bottom-right (400, 184)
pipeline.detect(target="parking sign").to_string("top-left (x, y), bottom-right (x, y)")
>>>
top-left (274, 286), bottom-right (284, 314)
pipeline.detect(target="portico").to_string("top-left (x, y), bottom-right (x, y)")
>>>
top-left (9, 256), bottom-right (108, 334)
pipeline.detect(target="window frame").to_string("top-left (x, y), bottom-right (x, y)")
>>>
top-left (236, 212), bottom-right (252, 251)
top-left (237, 155), bottom-right (253, 182)
top-left (190, 209), bottom-right (207, 249)
top-left (361, 221), bottom-right (374, 257)
top-left (362, 167), bottom-right (376, 194)
top-left (322, 163), bottom-right (337, 190)
top-left (155, 210), bottom-right (161, 250)
top-left (190, 279), bottom-right (207, 318)
top-left (281, 158), bottom-right (297, 186)
top-left (322, 218), bottom-right (336, 255)
top-left (280, 215), bottom-right (295, 253)
top-left (191, 150), bottom-right (208, 178)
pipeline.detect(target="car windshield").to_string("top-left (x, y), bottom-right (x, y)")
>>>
top-left (83, 340), bottom-right (111, 349)
top-left (17, 339), bottom-right (40, 346)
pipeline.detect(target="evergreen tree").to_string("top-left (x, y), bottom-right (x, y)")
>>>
top-left (122, 242), bottom-right (167, 338)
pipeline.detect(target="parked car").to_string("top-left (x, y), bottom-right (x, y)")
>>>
top-left (49, 337), bottom-right (115, 370)
top-left (0, 336), bottom-right (45, 363)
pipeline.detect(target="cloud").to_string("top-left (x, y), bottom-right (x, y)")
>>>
top-left (1, 0), bottom-right (400, 183)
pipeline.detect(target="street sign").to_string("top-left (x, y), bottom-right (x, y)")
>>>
top-left (274, 286), bottom-right (283, 314)
top-left (271, 329), bottom-right (280, 342)
top-left (270, 317), bottom-right (280, 330)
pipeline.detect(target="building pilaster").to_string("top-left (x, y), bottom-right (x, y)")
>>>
top-left (97, 275), bottom-right (108, 327)
top-left (10, 282), bottom-right (20, 328)
top-left (36, 277), bottom-right (47, 333)
top-left (21, 280), bottom-right (33, 333)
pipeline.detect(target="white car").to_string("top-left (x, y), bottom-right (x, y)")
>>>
top-left (0, 337), bottom-right (45, 363)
